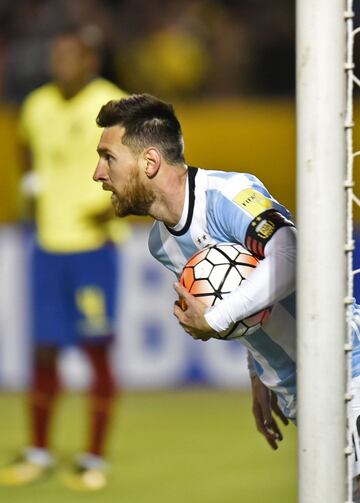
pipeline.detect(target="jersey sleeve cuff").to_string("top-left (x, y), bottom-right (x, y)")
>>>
top-left (204, 303), bottom-right (233, 333)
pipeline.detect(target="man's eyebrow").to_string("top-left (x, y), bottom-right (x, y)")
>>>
top-left (97, 146), bottom-right (110, 155)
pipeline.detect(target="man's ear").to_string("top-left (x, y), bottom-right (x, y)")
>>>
top-left (143, 147), bottom-right (161, 178)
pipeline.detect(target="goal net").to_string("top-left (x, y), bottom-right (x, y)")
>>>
top-left (296, 1), bottom-right (359, 501)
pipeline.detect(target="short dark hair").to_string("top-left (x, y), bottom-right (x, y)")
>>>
top-left (96, 94), bottom-right (185, 164)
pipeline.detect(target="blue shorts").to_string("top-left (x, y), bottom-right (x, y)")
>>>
top-left (30, 242), bottom-right (119, 347)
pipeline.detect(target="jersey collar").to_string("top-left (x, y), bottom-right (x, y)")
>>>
top-left (165, 166), bottom-right (198, 236)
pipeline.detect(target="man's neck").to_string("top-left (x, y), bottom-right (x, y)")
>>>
top-left (56, 76), bottom-right (94, 100)
top-left (149, 165), bottom-right (188, 227)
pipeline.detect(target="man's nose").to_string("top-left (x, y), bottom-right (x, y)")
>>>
top-left (93, 162), bottom-right (105, 182)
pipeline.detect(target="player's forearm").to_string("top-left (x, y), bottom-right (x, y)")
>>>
top-left (204, 226), bottom-right (296, 332)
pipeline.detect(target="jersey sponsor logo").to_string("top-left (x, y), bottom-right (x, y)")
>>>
top-left (233, 188), bottom-right (272, 217)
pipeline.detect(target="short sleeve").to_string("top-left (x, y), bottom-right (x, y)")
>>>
top-left (208, 177), bottom-right (294, 257)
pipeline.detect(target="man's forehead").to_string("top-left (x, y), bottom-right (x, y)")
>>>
top-left (98, 125), bottom-right (125, 149)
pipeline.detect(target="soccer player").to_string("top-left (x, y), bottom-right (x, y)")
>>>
top-left (92, 93), bottom-right (360, 496)
top-left (0, 28), bottom-right (129, 491)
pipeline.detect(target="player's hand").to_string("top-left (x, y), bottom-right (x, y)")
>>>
top-left (250, 375), bottom-right (289, 450)
top-left (173, 282), bottom-right (216, 341)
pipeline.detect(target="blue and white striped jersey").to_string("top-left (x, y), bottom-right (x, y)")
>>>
top-left (148, 166), bottom-right (360, 420)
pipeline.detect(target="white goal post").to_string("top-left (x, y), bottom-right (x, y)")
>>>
top-left (296, 1), bottom-right (350, 502)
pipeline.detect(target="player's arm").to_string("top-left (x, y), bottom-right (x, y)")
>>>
top-left (17, 97), bottom-right (41, 222)
top-left (204, 216), bottom-right (296, 332)
top-left (250, 374), bottom-right (289, 449)
top-left (248, 352), bottom-right (289, 449)
top-left (18, 132), bottom-right (40, 221)
top-left (173, 213), bottom-right (296, 339)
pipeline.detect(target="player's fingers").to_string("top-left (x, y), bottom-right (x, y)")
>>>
top-left (181, 326), bottom-right (210, 340)
top-left (261, 408), bottom-right (272, 426)
top-left (271, 399), bottom-right (289, 426)
top-left (267, 417), bottom-right (283, 442)
top-left (173, 303), bottom-right (184, 321)
top-left (253, 404), bottom-right (279, 450)
top-left (192, 333), bottom-right (211, 341)
top-left (256, 420), bottom-right (279, 450)
top-left (261, 422), bottom-right (281, 450)
top-left (252, 403), bottom-right (266, 434)
top-left (264, 432), bottom-right (280, 450)
top-left (172, 307), bottom-right (195, 335)
top-left (258, 391), bottom-right (272, 425)
top-left (173, 282), bottom-right (193, 302)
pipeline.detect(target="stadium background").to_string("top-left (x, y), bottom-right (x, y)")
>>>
top-left (0, 1), bottom-right (358, 501)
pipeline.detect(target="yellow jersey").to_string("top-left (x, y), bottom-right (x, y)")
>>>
top-left (0, 106), bottom-right (23, 224)
top-left (19, 78), bottom-right (128, 252)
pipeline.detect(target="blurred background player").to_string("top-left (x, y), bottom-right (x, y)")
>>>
top-left (0, 26), bottom-right (129, 491)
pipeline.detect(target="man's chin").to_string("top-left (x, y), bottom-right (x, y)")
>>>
top-left (113, 204), bottom-right (148, 218)
top-left (111, 195), bottom-right (130, 218)
top-left (114, 207), bottom-right (130, 218)
top-left (111, 194), bottom-right (150, 218)
top-left (112, 203), bottom-right (125, 217)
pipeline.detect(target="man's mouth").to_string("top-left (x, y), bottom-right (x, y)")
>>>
top-left (102, 183), bottom-right (113, 192)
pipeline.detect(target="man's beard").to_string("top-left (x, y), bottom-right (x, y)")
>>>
top-left (111, 174), bottom-right (155, 218)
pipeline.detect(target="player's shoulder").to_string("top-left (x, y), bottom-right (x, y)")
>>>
top-left (199, 167), bottom-right (264, 199)
top-left (198, 167), bottom-right (288, 224)
top-left (86, 78), bottom-right (128, 100)
top-left (20, 84), bottom-right (59, 125)
top-left (22, 83), bottom-right (58, 109)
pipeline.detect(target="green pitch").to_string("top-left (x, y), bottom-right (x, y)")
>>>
top-left (0, 390), bottom-right (296, 503)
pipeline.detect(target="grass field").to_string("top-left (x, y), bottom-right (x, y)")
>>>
top-left (0, 390), bottom-right (296, 503)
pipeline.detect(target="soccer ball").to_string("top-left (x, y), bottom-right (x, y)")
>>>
top-left (179, 243), bottom-right (272, 340)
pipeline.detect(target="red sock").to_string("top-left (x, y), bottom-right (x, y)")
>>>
top-left (82, 344), bottom-right (118, 457)
top-left (29, 346), bottom-right (60, 449)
